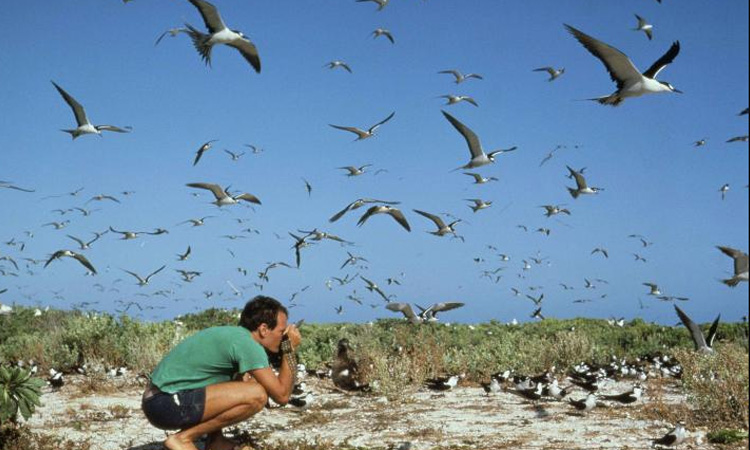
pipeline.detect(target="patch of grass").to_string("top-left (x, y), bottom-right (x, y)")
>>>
top-left (0, 424), bottom-right (92, 450)
top-left (708, 429), bottom-right (748, 445)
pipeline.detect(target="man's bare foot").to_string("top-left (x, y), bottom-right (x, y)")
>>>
top-left (206, 433), bottom-right (239, 450)
top-left (164, 434), bottom-right (200, 450)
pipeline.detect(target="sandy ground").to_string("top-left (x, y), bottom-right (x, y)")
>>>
top-left (25, 374), bottom-right (726, 450)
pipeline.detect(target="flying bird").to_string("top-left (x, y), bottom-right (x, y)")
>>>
top-left (184, 0), bottom-right (261, 72)
top-left (193, 140), bottom-right (218, 166)
top-left (356, 0), bottom-right (389, 11)
top-left (413, 210), bottom-right (461, 237)
top-left (439, 95), bottom-right (479, 107)
top-left (442, 110), bottom-right (516, 170)
top-left (44, 250), bottom-right (97, 274)
top-left (565, 24), bottom-right (681, 106)
top-left (52, 81), bottom-right (131, 139)
top-left (716, 246), bottom-right (748, 287)
top-left (633, 14), bottom-right (654, 40)
top-left (438, 70), bottom-right (483, 84)
top-left (329, 198), bottom-right (401, 223)
top-left (357, 205), bottom-right (411, 232)
top-left (324, 60), bottom-right (353, 73)
top-left (122, 265), bottom-right (167, 287)
top-left (186, 182), bottom-right (261, 206)
top-left (155, 27), bottom-right (189, 46)
top-left (329, 112), bottom-right (396, 141)
top-left (674, 305), bottom-right (720, 353)
top-left (533, 67), bottom-right (565, 81)
top-left (371, 28), bottom-right (395, 43)
top-left (566, 166), bottom-right (602, 198)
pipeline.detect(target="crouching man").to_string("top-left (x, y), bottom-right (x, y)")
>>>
top-left (141, 296), bottom-right (302, 450)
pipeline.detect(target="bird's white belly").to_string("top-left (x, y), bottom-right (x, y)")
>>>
top-left (211, 29), bottom-right (239, 44)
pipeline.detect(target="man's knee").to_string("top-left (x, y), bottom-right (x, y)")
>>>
top-left (247, 385), bottom-right (268, 411)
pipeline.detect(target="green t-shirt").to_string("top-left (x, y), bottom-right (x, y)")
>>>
top-left (150, 326), bottom-right (270, 393)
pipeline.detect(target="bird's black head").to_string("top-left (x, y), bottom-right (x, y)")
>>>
top-left (660, 81), bottom-right (683, 94)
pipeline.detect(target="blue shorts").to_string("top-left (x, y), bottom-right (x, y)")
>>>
top-left (142, 387), bottom-right (206, 430)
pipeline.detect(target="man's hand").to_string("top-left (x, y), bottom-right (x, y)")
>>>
top-left (284, 324), bottom-right (302, 350)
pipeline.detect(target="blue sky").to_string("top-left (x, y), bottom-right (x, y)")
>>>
top-left (0, 0), bottom-right (747, 325)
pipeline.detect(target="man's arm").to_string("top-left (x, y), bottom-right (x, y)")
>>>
top-left (249, 326), bottom-right (301, 406)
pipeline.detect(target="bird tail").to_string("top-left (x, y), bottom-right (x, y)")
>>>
top-left (185, 23), bottom-right (213, 66)
top-left (567, 188), bottom-right (580, 199)
top-left (722, 277), bottom-right (740, 288)
top-left (588, 95), bottom-right (623, 106)
top-left (61, 129), bottom-right (79, 140)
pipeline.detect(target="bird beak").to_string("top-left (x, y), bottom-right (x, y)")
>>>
top-left (673, 88), bottom-right (683, 94)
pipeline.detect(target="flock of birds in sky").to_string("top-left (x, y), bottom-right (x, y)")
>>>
top-left (0, 0), bottom-right (748, 330)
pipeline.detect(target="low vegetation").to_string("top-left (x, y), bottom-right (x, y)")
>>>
top-left (0, 306), bottom-right (747, 449)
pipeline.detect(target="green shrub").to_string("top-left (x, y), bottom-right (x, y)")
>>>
top-left (0, 366), bottom-right (44, 424)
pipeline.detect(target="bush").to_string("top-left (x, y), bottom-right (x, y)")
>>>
top-left (0, 366), bottom-right (44, 424)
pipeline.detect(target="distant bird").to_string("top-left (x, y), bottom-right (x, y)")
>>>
top-left (719, 183), bottom-right (730, 200)
top-left (413, 210), bottom-right (460, 237)
top-left (531, 307), bottom-right (545, 320)
top-left (693, 139), bottom-right (707, 147)
top-left (566, 166), bottom-right (602, 198)
top-left (193, 140), bottom-right (218, 166)
top-left (44, 250), bottom-right (97, 274)
top-left (541, 205), bottom-right (570, 217)
top-left (302, 178), bottom-right (313, 197)
top-left (674, 306), bottom-right (720, 353)
top-left (652, 422), bottom-right (686, 447)
top-left (330, 198), bottom-right (401, 223)
top-left (716, 246), bottom-right (748, 287)
top-left (155, 27), bottom-right (188, 46)
top-left (360, 276), bottom-right (391, 303)
top-left (186, 182), bottom-right (261, 206)
top-left (329, 112), bottom-right (395, 141)
top-left (338, 165), bottom-right (372, 177)
top-left (643, 282), bottom-right (662, 296)
top-left (426, 375), bottom-right (461, 391)
top-left (0, 181), bottom-right (35, 193)
top-left (357, 206), bottom-right (411, 232)
top-left (466, 198), bottom-right (492, 213)
top-left (178, 216), bottom-right (214, 227)
top-left (601, 383), bottom-right (643, 404)
top-left (438, 69), bottom-right (483, 84)
top-left (176, 246), bottom-right (192, 261)
top-left (591, 247), bottom-right (609, 259)
top-left (51, 81), bottom-right (131, 139)
top-left (565, 24), bottom-right (681, 106)
top-left (442, 110), bottom-right (517, 170)
top-left (464, 172), bottom-right (498, 184)
top-left (324, 60), bottom-right (353, 73)
top-left (122, 265), bottom-right (167, 287)
top-left (739, 107), bottom-right (749, 116)
top-left (439, 95), bottom-right (479, 107)
top-left (633, 14), bottom-right (654, 40)
top-left (356, 0), bottom-right (389, 11)
top-left (66, 233), bottom-right (104, 251)
top-left (371, 28), bottom-right (395, 43)
top-left (533, 67), bottom-right (565, 81)
top-left (569, 393), bottom-right (597, 413)
top-left (726, 135), bottom-right (749, 143)
top-left (223, 149), bottom-right (245, 161)
top-left (109, 226), bottom-right (146, 240)
top-left (184, 0), bottom-right (261, 72)
top-left (86, 194), bottom-right (121, 204)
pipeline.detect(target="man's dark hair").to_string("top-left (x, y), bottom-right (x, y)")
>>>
top-left (239, 296), bottom-right (288, 332)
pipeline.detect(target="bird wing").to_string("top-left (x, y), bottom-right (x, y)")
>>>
top-left (228, 38), bottom-right (261, 73)
top-left (566, 166), bottom-right (588, 190)
top-left (356, 206), bottom-right (379, 227)
top-left (413, 209), bottom-right (446, 229)
top-left (95, 125), bottom-right (131, 133)
top-left (386, 302), bottom-right (418, 321)
top-left (368, 111), bottom-right (396, 133)
top-left (329, 201), bottom-right (357, 223)
top-left (329, 124), bottom-right (368, 139)
top-left (146, 265), bottom-right (167, 281)
top-left (674, 305), bottom-right (708, 351)
top-left (438, 69), bottom-right (461, 81)
top-left (565, 25), bottom-right (641, 89)
top-left (188, 0), bottom-right (227, 33)
top-left (66, 235), bottom-right (85, 247)
top-left (234, 193), bottom-right (262, 205)
top-left (387, 208), bottom-right (411, 232)
top-left (431, 302), bottom-right (465, 313)
top-left (186, 182), bottom-right (225, 200)
top-left (442, 110), bottom-right (483, 159)
top-left (72, 253), bottom-right (97, 274)
top-left (717, 246), bottom-right (749, 275)
top-left (706, 314), bottom-right (721, 347)
top-left (642, 41), bottom-right (680, 79)
top-left (123, 269), bottom-right (146, 284)
top-left (51, 81), bottom-right (89, 126)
